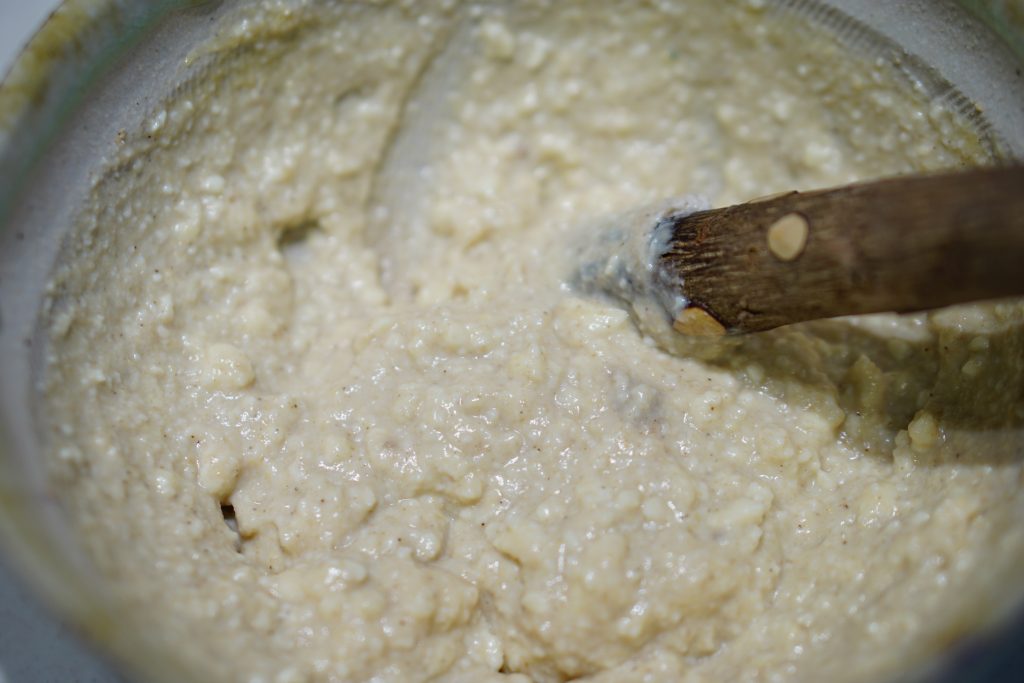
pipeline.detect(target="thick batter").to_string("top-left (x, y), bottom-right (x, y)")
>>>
top-left (40, 1), bottom-right (1024, 682)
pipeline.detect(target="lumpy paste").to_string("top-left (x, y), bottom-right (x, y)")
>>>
top-left (41, 2), bottom-right (1024, 682)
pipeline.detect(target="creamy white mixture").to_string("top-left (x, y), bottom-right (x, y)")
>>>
top-left (41, 1), bottom-right (1024, 682)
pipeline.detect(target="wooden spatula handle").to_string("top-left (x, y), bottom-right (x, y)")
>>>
top-left (660, 165), bottom-right (1024, 334)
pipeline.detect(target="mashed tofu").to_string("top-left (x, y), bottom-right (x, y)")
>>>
top-left (40, 1), bottom-right (1024, 682)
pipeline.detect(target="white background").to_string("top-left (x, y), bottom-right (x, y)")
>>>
top-left (1, 1), bottom-right (61, 76)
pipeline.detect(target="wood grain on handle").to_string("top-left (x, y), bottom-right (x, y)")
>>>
top-left (660, 165), bottom-right (1024, 335)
